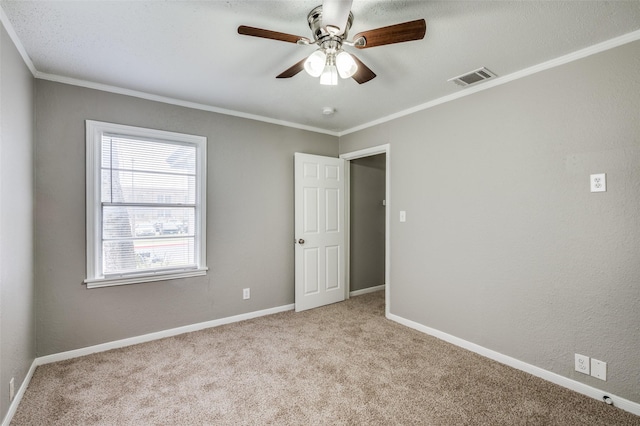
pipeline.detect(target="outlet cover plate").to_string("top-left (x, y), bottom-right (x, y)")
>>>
top-left (575, 354), bottom-right (590, 375)
top-left (590, 173), bottom-right (606, 192)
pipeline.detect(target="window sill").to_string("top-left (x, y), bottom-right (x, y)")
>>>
top-left (84, 268), bottom-right (208, 289)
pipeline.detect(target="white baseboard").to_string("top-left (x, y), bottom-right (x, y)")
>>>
top-left (2, 359), bottom-right (37, 426)
top-left (387, 313), bottom-right (640, 417)
top-left (350, 284), bottom-right (385, 297)
top-left (7, 303), bottom-right (637, 423)
top-left (37, 303), bottom-right (294, 365)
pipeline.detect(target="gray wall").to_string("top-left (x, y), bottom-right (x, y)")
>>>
top-left (34, 80), bottom-right (338, 356)
top-left (340, 41), bottom-right (640, 403)
top-left (0, 23), bottom-right (35, 420)
top-left (349, 154), bottom-right (385, 292)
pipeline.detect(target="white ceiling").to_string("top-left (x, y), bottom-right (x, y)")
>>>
top-left (2, 1), bottom-right (640, 135)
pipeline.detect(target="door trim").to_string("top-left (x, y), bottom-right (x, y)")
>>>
top-left (340, 144), bottom-right (390, 317)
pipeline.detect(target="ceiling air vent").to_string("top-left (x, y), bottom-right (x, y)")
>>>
top-left (448, 67), bottom-right (496, 87)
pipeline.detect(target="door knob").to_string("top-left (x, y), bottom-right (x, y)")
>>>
top-left (298, 239), bottom-right (305, 245)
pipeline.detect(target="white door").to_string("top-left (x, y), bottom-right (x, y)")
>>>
top-left (294, 153), bottom-right (346, 312)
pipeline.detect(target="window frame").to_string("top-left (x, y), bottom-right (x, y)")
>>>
top-left (85, 120), bottom-right (207, 288)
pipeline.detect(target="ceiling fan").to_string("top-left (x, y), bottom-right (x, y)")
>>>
top-left (238, 0), bottom-right (426, 85)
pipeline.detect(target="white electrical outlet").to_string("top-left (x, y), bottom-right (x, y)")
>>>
top-left (575, 354), bottom-right (590, 375)
top-left (590, 173), bottom-right (606, 192)
top-left (399, 211), bottom-right (406, 222)
top-left (591, 358), bottom-right (607, 381)
top-left (9, 377), bottom-right (15, 402)
top-left (243, 288), bottom-right (250, 300)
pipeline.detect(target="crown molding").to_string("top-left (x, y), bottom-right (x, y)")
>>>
top-left (3, 4), bottom-right (639, 139)
top-left (338, 29), bottom-right (640, 136)
top-left (34, 71), bottom-right (339, 137)
top-left (0, 4), bottom-right (337, 137)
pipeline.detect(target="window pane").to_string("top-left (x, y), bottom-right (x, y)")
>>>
top-left (103, 206), bottom-right (194, 239)
top-left (101, 169), bottom-right (195, 204)
top-left (102, 240), bottom-right (137, 273)
top-left (101, 136), bottom-right (196, 205)
top-left (102, 136), bottom-right (195, 175)
top-left (101, 170), bottom-right (113, 205)
top-left (103, 206), bottom-right (135, 239)
top-left (103, 237), bottom-right (196, 275)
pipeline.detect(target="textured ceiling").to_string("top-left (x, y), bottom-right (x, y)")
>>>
top-left (2, 1), bottom-right (640, 134)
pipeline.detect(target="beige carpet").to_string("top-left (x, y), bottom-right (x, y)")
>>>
top-left (12, 291), bottom-right (639, 425)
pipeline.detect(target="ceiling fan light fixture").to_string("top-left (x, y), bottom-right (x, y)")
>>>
top-left (239, 7), bottom-right (427, 86)
top-left (319, 52), bottom-right (338, 86)
top-left (304, 50), bottom-right (327, 78)
top-left (320, 63), bottom-right (338, 86)
top-left (336, 51), bottom-right (358, 79)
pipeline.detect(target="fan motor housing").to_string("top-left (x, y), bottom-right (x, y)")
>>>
top-left (307, 5), bottom-right (353, 46)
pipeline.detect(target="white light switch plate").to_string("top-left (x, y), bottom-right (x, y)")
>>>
top-left (591, 358), bottom-right (607, 381)
top-left (590, 173), bottom-right (606, 192)
top-left (399, 211), bottom-right (406, 222)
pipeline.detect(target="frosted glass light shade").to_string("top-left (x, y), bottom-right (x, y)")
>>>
top-left (304, 50), bottom-right (327, 78)
top-left (320, 65), bottom-right (338, 85)
top-left (336, 51), bottom-right (358, 79)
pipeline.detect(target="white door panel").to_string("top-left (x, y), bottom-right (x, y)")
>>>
top-left (295, 153), bottom-right (345, 312)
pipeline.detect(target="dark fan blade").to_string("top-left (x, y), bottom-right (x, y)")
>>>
top-left (276, 58), bottom-right (307, 79)
top-left (238, 25), bottom-right (310, 44)
top-left (353, 19), bottom-right (426, 49)
top-left (350, 55), bottom-right (376, 84)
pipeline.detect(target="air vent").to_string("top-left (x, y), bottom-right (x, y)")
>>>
top-left (448, 67), bottom-right (496, 87)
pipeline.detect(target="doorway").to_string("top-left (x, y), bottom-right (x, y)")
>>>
top-left (341, 144), bottom-right (390, 317)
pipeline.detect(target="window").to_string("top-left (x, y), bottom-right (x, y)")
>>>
top-left (85, 120), bottom-right (207, 288)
